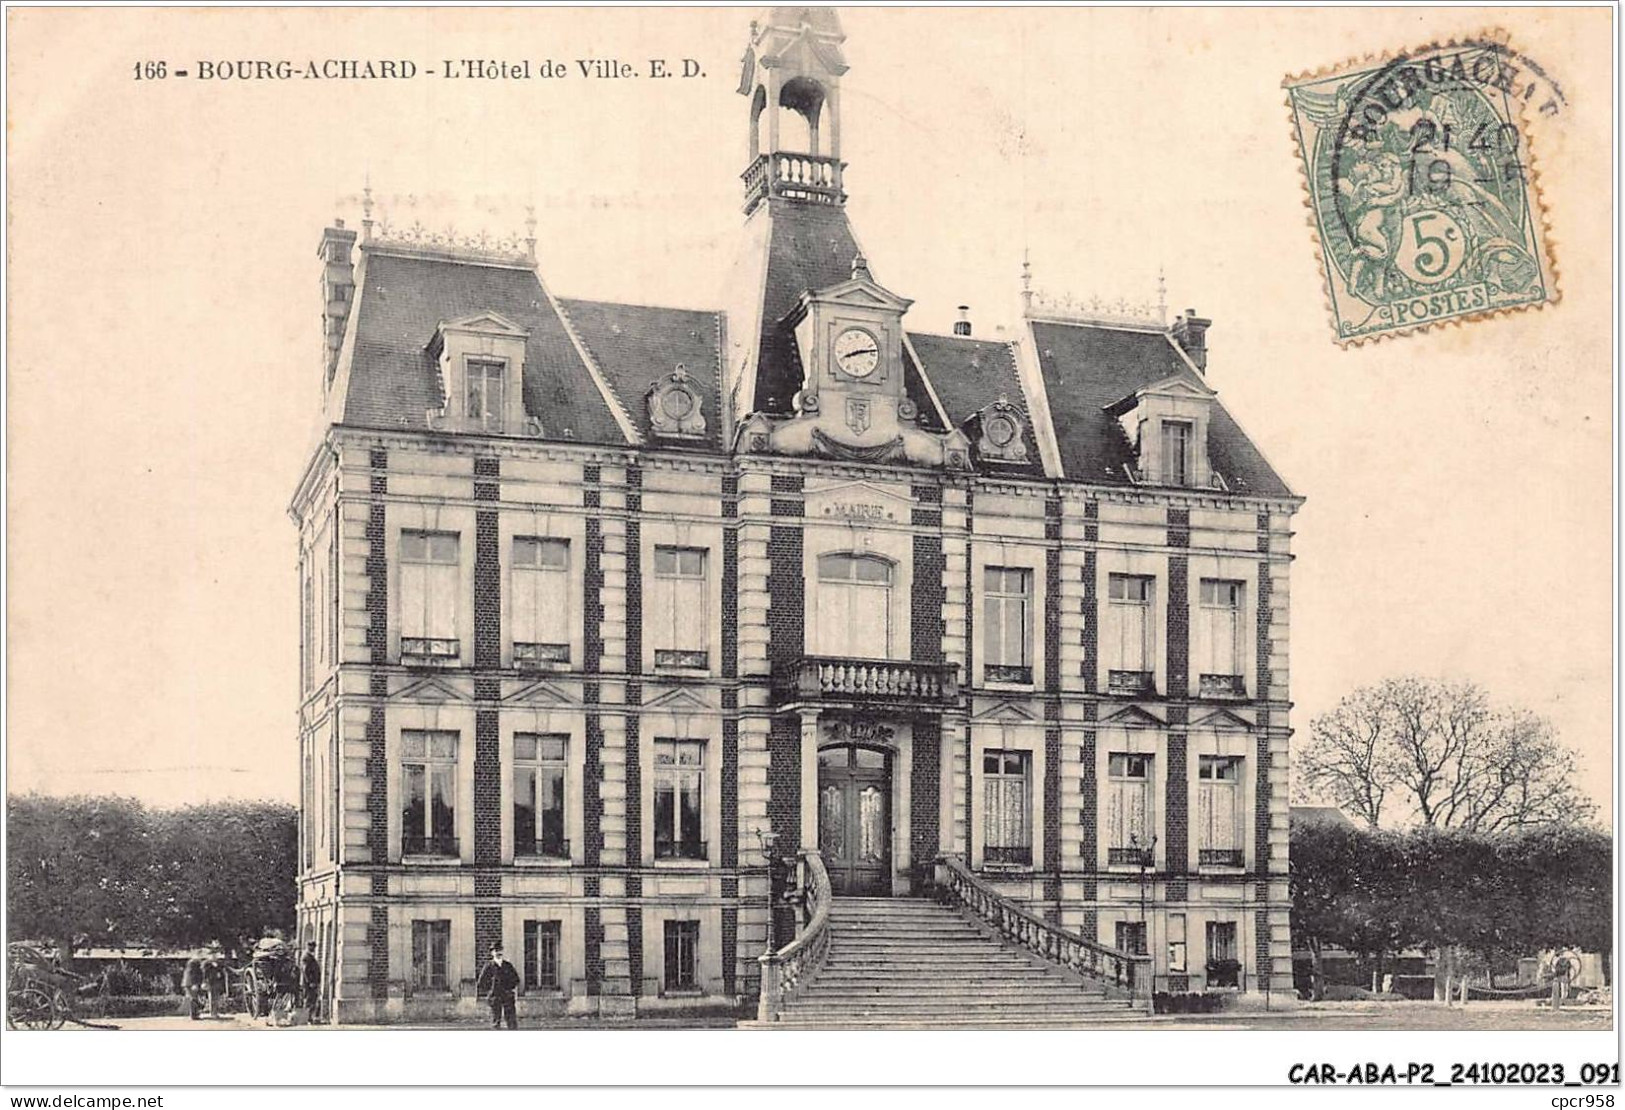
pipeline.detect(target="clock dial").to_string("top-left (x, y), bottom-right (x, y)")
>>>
top-left (834, 328), bottom-right (880, 379)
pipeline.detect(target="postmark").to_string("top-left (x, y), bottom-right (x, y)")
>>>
top-left (1285, 33), bottom-right (1560, 344)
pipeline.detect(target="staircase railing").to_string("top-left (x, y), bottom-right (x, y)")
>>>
top-left (756, 849), bottom-right (833, 1023)
top-left (933, 854), bottom-right (1153, 1010)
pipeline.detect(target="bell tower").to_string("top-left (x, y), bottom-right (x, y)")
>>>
top-left (739, 7), bottom-right (849, 213)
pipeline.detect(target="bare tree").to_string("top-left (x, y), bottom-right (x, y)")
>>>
top-left (1295, 677), bottom-right (1594, 832)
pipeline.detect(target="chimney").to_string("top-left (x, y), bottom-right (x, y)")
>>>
top-left (319, 220), bottom-right (358, 383)
top-left (1171, 307), bottom-right (1211, 372)
top-left (953, 305), bottom-right (972, 337)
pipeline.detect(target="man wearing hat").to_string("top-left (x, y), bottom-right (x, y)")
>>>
top-left (298, 941), bottom-right (323, 1022)
top-left (475, 946), bottom-right (520, 1029)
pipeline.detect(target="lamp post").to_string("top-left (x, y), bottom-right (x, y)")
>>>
top-left (1131, 831), bottom-right (1157, 956)
top-left (753, 828), bottom-right (780, 953)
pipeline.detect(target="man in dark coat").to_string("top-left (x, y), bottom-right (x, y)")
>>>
top-left (475, 946), bottom-right (520, 1029)
top-left (181, 956), bottom-right (205, 1019)
top-left (200, 956), bottom-right (227, 1019)
top-left (298, 941), bottom-right (322, 1021)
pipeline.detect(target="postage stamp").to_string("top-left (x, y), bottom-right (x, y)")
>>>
top-left (1285, 34), bottom-right (1559, 344)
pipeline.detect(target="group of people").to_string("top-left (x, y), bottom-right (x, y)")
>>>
top-left (180, 939), bottom-right (323, 1022)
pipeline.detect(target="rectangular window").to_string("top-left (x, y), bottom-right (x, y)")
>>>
top-left (1106, 574), bottom-right (1155, 693)
top-left (401, 730), bottom-right (458, 856)
top-left (1106, 752), bottom-right (1153, 864)
top-left (982, 749), bottom-right (1032, 865)
top-left (983, 567), bottom-right (1033, 683)
top-left (1168, 913), bottom-right (1187, 972)
top-left (1206, 921), bottom-right (1240, 987)
top-left (512, 537), bottom-right (570, 664)
top-left (663, 920), bottom-right (699, 991)
top-left (654, 739), bottom-right (706, 860)
top-left (1115, 920), bottom-right (1148, 957)
top-left (523, 920), bottom-right (561, 991)
top-left (1197, 579), bottom-right (1245, 697)
top-left (466, 357), bottom-right (505, 428)
top-left (410, 920), bottom-right (451, 992)
top-left (400, 531), bottom-right (460, 659)
top-left (514, 734), bottom-right (568, 859)
top-left (1162, 420), bottom-right (1192, 485)
top-left (1197, 755), bottom-right (1245, 867)
top-left (652, 546), bottom-right (709, 668)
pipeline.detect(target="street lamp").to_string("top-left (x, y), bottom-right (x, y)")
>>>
top-left (753, 828), bottom-right (780, 953)
top-left (1130, 831), bottom-right (1157, 957)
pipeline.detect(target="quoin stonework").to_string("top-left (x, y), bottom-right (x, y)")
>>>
top-left (290, 7), bottom-right (1301, 1024)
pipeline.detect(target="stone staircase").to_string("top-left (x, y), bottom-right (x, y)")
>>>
top-left (765, 896), bottom-right (1147, 1028)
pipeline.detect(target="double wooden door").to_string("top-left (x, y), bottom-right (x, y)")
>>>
top-left (818, 743), bottom-right (891, 895)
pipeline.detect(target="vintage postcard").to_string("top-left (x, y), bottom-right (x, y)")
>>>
top-left (2, 4), bottom-right (1615, 1096)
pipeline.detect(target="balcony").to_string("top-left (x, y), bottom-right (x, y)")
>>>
top-left (776, 657), bottom-right (961, 709)
top-left (402, 835), bottom-right (459, 859)
top-left (983, 846), bottom-right (1033, 867)
top-left (654, 839), bottom-right (708, 862)
top-left (742, 152), bottom-right (845, 211)
top-left (514, 838), bottom-right (571, 860)
top-left (1198, 848), bottom-right (1245, 869)
top-left (402, 638), bottom-right (459, 667)
top-left (1107, 846), bottom-right (1154, 868)
top-left (1198, 673), bottom-right (1246, 699)
top-left (984, 664), bottom-right (1033, 686)
top-left (1107, 670), bottom-right (1155, 696)
top-left (515, 642), bottom-right (569, 668)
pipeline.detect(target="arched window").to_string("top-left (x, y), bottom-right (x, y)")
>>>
top-left (816, 552), bottom-right (893, 658)
top-left (778, 76), bottom-right (826, 155)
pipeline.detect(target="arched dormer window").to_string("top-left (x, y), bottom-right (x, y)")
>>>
top-left (816, 552), bottom-right (893, 658)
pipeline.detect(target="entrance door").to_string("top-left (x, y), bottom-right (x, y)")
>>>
top-left (818, 743), bottom-right (892, 895)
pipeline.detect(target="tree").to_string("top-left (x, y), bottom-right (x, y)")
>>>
top-left (1295, 677), bottom-right (1594, 832)
top-left (1289, 817), bottom-right (1419, 999)
top-left (6, 793), bottom-right (296, 956)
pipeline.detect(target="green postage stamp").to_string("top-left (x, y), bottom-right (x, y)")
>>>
top-left (1285, 35), bottom-right (1559, 344)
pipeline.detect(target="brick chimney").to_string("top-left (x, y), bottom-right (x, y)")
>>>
top-left (1171, 307), bottom-right (1210, 372)
top-left (953, 305), bottom-right (972, 337)
top-left (319, 221), bottom-right (358, 382)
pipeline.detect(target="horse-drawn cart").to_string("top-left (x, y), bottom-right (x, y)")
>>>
top-left (234, 938), bottom-right (299, 1023)
top-left (6, 943), bottom-right (99, 1030)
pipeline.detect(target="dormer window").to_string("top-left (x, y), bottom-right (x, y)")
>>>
top-left (465, 358), bottom-right (507, 431)
top-left (1104, 369), bottom-right (1218, 489)
top-left (1161, 420), bottom-right (1192, 485)
top-left (427, 312), bottom-right (529, 435)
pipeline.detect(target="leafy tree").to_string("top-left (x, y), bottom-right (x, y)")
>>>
top-left (1296, 677), bottom-right (1593, 832)
top-left (1289, 817), bottom-right (1418, 998)
top-left (6, 793), bottom-right (296, 957)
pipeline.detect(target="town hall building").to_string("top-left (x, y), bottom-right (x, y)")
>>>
top-left (290, 7), bottom-right (1301, 1023)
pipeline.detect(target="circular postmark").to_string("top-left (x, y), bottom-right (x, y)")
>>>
top-left (1289, 37), bottom-right (1564, 336)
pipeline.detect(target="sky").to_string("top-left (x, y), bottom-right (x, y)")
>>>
top-left (6, 7), bottom-right (1614, 818)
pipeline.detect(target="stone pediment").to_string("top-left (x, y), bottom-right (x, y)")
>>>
top-left (1191, 707), bottom-right (1255, 731)
top-left (394, 676), bottom-right (471, 704)
top-left (642, 687), bottom-right (713, 713)
top-left (972, 699), bottom-right (1040, 723)
top-left (441, 311), bottom-right (529, 338)
top-left (502, 680), bottom-right (579, 708)
top-left (1097, 704), bottom-right (1165, 729)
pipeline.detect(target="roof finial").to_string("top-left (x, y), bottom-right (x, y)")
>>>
top-left (362, 172), bottom-right (374, 243)
top-left (524, 203), bottom-right (537, 262)
top-left (1156, 265), bottom-right (1167, 327)
top-left (851, 253), bottom-right (870, 282)
top-left (1020, 248), bottom-right (1033, 314)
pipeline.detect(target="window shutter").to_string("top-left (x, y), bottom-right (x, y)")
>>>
top-left (1197, 782), bottom-right (1214, 849)
top-left (429, 562), bottom-right (457, 639)
top-left (1107, 784), bottom-right (1124, 848)
top-left (513, 566), bottom-right (537, 644)
top-left (1215, 779), bottom-right (1237, 850)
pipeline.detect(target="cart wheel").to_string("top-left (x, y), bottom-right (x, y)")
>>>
top-left (7, 986), bottom-right (56, 1030)
top-left (48, 988), bottom-right (69, 1030)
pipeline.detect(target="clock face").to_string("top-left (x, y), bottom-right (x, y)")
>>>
top-left (834, 328), bottom-right (881, 379)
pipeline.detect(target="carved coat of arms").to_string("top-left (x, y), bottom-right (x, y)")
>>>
top-left (845, 397), bottom-right (871, 435)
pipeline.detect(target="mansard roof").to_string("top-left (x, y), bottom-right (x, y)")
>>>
top-left (907, 331), bottom-right (1044, 477)
top-left (1028, 320), bottom-right (1293, 498)
top-left (339, 249), bottom-right (629, 444)
top-left (557, 298), bottom-right (726, 452)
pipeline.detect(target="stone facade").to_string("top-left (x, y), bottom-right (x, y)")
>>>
top-left (290, 7), bottom-right (1301, 1024)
